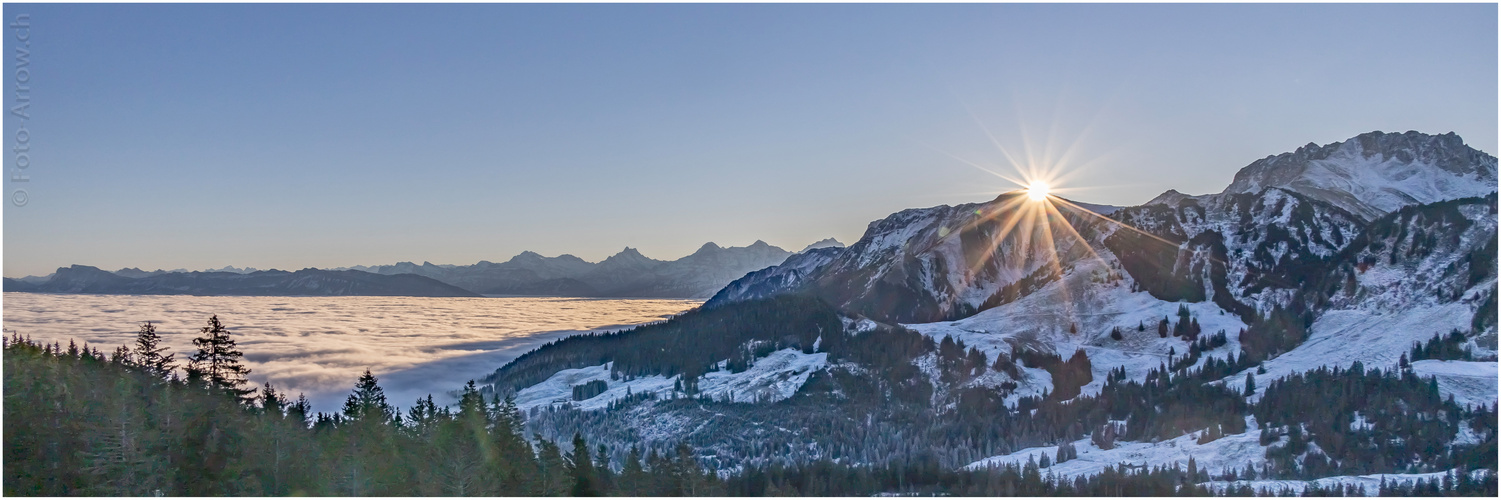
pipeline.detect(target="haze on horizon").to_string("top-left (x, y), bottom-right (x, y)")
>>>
top-left (3, 3), bottom-right (1496, 278)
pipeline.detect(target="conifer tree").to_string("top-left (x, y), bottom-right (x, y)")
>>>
top-left (594, 443), bottom-right (614, 494)
top-left (1242, 373), bottom-right (1256, 397)
top-left (620, 446), bottom-right (647, 495)
top-left (132, 322), bottom-right (176, 380)
top-left (568, 432), bottom-right (600, 496)
top-left (342, 369), bottom-right (397, 425)
top-left (333, 370), bottom-right (408, 496)
top-left (536, 439), bottom-right (571, 495)
top-left (187, 315), bottom-right (253, 402)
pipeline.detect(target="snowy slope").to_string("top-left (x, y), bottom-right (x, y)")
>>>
top-left (1200, 470), bottom-right (1490, 496)
top-left (906, 252), bottom-right (1248, 400)
top-left (966, 418), bottom-right (1272, 478)
top-left (1224, 195), bottom-right (1500, 399)
top-left (967, 416), bottom-right (1492, 494)
top-left (1223, 304), bottom-right (1479, 398)
top-left (1411, 360), bottom-right (1498, 408)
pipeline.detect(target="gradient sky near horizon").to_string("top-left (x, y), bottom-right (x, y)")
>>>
top-left (3, 3), bottom-right (1496, 278)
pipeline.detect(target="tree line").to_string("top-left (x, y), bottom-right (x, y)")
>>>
top-left (2, 317), bottom-right (722, 496)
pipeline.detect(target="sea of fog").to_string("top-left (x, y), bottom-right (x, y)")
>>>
top-left (2, 292), bottom-right (700, 414)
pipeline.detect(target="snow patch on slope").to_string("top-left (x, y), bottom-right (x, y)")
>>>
top-left (1411, 360), bottom-right (1499, 408)
top-left (1224, 304), bottom-right (1477, 396)
top-left (513, 348), bottom-right (828, 412)
top-left (1202, 470), bottom-right (1491, 496)
top-left (966, 420), bottom-right (1270, 479)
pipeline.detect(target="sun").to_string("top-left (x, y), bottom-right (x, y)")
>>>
top-left (1026, 181), bottom-right (1050, 201)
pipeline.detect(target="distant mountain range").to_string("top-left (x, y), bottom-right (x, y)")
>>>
top-left (4, 240), bottom-right (843, 298)
top-left (347, 240), bottom-right (809, 298)
top-left (2, 266), bottom-right (480, 297)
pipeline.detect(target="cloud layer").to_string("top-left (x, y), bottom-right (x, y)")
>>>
top-left (2, 293), bottom-right (699, 413)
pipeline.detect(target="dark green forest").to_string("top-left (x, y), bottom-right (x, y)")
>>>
top-left (3, 320), bottom-right (721, 496)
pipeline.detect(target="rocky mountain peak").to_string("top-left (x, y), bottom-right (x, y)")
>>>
top-left (1223, 130), bottom-right (1497, 220)
top-left (800, 238), bottom-right (845, 252)
top-left (507, 251), bottom-right (546, 264)
top-left (1144, 189), bottom-right (1192, 207)
top-left (599, 247), bottom-right (657, 268)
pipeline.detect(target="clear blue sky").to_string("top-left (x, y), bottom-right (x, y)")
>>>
top-left (3, 3), bottom-right (1496, 278)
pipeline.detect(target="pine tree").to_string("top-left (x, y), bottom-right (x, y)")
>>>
top-left (187, 315), bottom-right (253, 402)
top-left (536, 439), bottom-right (571, 495)
top-left (568, 432), bottom-right (600, 496)
top-left (332, 370), bottom-right (408, 496)
top-left (1242, 373), bottom-right (1256, 397)
top-left (132, 322), bottom-right (176, 380)
top-left (488, 394), bottom-right (534, 494)
top-left (620, 446), bottom-right (647, 496)
top-left (341, 370), bottom-right (396, 425)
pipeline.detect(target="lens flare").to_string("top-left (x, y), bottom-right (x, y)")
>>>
top-left (1026, 181), bottom-right (1050, 201)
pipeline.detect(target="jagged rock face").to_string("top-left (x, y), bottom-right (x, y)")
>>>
top-left (1316, 194), bottom-right (1499, 335)
top-left (1109, 188), bottom-right (1367, 318)
top-left (710, 193), bottom-right (1108, 323)
top-left (1222, 131), bottom-right (1497, 221)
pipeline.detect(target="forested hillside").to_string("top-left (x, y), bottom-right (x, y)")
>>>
top-left (12, 321), bottom-right (1464, 496)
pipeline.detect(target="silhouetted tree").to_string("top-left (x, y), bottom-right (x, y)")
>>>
top-left (187, 315), bottom-right (253, 402)
top-left (129, 322), bottom-right (176, 381)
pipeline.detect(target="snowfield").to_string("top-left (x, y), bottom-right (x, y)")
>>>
top-left (513, 348), bottom-right (828, 412)
top-left (1410, 360), bottom-right (1498, 408)
top-left (1201, 470), bottom-right (1492, 496)
top-left (1222, 304), bottom-right (1482, 398)
top-left (966, 417), bottom-right (1272, 478)
top-left (967, 421), bottom-right (1491, 496)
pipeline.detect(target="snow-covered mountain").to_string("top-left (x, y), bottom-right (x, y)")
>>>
top-left (490, 130), bottom-right (1498, 479)
top-left (1222, 131), bottom-right (1497, 221)
top-left (715, 131), bottom-right (1492, 325)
